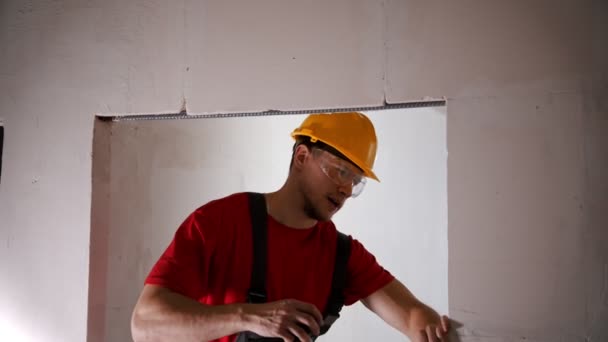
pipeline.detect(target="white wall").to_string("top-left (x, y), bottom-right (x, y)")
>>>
top-left (0, 1), bottom-right (606, 342)
top-left (89, 107), bottom-right (447, 342)
top-left (388, 2), bottom-right (607, 340)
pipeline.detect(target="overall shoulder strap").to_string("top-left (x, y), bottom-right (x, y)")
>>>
top-left (246, 192), bottom-right (268, 304)
top-left (320, 231), bottom-right (352, 334)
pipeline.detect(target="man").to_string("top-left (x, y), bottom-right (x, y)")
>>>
top-left (131, 112), bottom-right (451, 342)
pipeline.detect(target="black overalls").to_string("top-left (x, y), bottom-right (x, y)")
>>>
top-left (235, 193), bottom-right (351, 341)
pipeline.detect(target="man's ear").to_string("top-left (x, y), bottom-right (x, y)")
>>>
top-left (292, 145), bottom-right (311, 170)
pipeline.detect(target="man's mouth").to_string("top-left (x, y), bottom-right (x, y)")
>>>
top-left (327, 196), bottom-right (341, 210)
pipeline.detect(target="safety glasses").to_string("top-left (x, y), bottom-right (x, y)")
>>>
top-left (312, 148), bottom-right (367, 198)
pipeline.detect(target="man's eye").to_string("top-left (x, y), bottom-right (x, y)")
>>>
top-left (338, 168), bottom-right (350, 178)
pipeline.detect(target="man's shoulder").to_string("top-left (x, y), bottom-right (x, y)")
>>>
top-left (183, 192), bottom-right (252, 237)
top-left (193, 192), bottom-right (250, 214)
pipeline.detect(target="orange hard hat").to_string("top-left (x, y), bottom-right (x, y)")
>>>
top-left (291, 112), bottom-right (379, 181)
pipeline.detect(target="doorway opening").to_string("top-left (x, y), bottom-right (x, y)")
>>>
top-left (88, 103), bottom-right (448, 342)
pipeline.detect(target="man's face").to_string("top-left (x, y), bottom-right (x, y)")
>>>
top-left (297, 147), bottom-right (365, 221)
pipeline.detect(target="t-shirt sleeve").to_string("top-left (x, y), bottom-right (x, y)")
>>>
top-left (145, 208), bottom-right (214, 300)
top-left (343, 237), bottom-right (395, 306)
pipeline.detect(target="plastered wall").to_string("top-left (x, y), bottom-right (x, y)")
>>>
top-left (0, 1), bottom-right (606, 341)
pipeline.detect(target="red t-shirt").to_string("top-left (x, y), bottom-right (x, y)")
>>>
top-left (146, 192), bottom-right (394, 341)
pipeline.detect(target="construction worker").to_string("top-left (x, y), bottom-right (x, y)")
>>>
top-left (131, 112), bottom-right (451, 342)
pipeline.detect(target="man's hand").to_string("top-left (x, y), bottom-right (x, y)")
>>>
top-left (243, 299), bottom-right (323, 342)
top-left (362, 280), bottom-right (453, 341)
top-left (413, 315), bottom-right (450, 342)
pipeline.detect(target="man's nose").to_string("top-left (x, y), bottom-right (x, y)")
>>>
top-left (337, 182), bottom-right (353, 198)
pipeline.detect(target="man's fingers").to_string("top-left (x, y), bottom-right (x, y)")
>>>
top-left (293, 314), bottom-right (321, 336)
top-left (441, 315), bottom-right (450, 332)
top-left (289, 299), bottom-right (323, 324)
top-left (288, 324), bottom-right (312, 342)
top-left (274, 327), bottom-right (295, 342)
top-left (418, 330), bottom-right (429, 342)
top-left (435, 325), bottom-right (450, 341)
top-left (426, 326), bottom-right (438, 342)
top-left (435, 325), bottom-right (442, 338)
top-left (277, 299), bottom-right (322, 339)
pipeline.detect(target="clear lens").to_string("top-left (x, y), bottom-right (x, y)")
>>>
top-left (313, 148), bottom-right (367, 197)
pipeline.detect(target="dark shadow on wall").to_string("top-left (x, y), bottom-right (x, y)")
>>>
top-left (1, 125), bottom-right (4, 183)
top-left (87, 117), bottom-right (112, 342)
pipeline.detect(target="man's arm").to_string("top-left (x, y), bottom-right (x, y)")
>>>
top-left (131, 285), bottom-right (245, 342)
top-left (131, 284), bottom-right (323, 342)
top-left (361, 279), bottom-right (450, 342)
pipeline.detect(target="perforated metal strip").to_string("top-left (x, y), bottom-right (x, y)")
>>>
top-left (100, 100), bottom-right (446, 122)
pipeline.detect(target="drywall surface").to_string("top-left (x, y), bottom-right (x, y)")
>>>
top-left (448, 95), bottom-right (593, 341)
top-left (0, 0), bottom-right (606, 341)
top-left (89, 107), bottom-right (447, 341)
top-left (384, 1), bottom-right (608, 340)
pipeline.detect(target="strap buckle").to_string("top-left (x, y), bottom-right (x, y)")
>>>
top-left (247, 290), bottom-right (267, 303)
